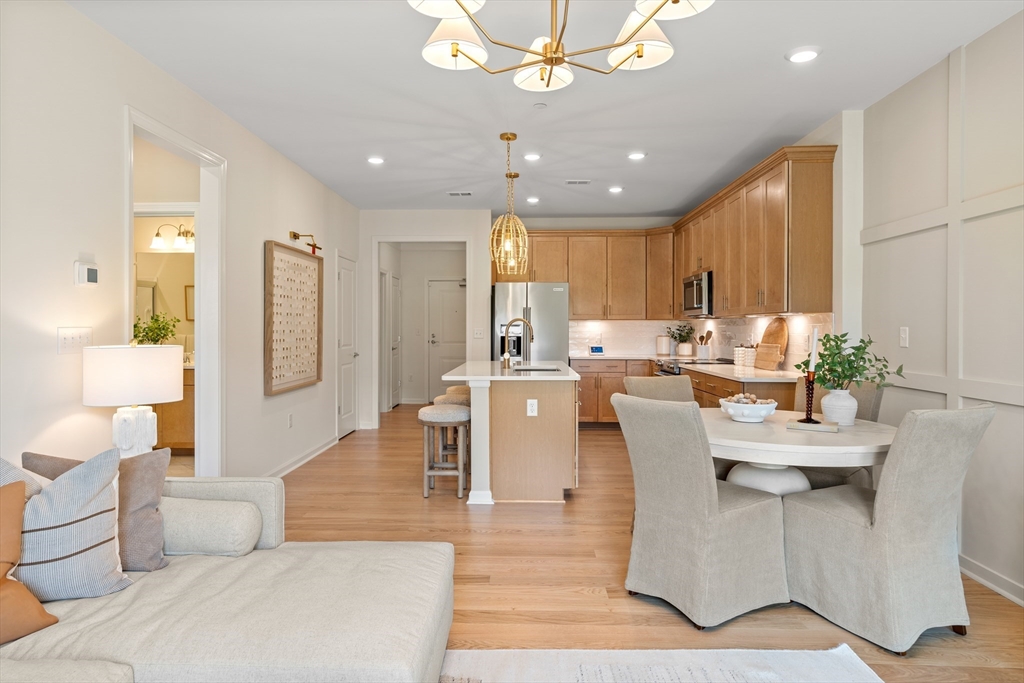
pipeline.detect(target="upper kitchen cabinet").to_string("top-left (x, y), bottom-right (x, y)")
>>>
top-left (673, 145), bottom-right (836, 316)
top-left (606, 235), bottom-right (646, 320)
top-left (494, 234), bottom-right (568, 283)
top-left (568, 235), bottom-right (608, 319)
top-left (568, 234), bottom-right (646, 320)
top-left (646, 230), bottom-right (674, 319)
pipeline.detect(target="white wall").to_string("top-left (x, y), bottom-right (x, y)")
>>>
top-left (796, 112), bottom-right (864, 339)
top-left (398, 244), bottom-right (467, 404)
top-left (133, 135), bottom-right (199, 204)
top-left (0, 2), bottom-right (359, 477)
top-left (357, 210), bottom-right (491, 428)
top-left (860, 12), bottom-right (1024, 604)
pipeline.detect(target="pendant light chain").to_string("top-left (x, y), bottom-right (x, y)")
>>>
top-left (506, 139), bottom-right (514, 217)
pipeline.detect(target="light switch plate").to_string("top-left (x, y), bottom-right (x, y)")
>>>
top-left (526, 399), bottom-right (538, 417)
top-left (57, 327), bottom-right (92, 355)
top-left (473, 328), bottom-right (485, 339)
top-left (899, 327), bottom-right (909, 348)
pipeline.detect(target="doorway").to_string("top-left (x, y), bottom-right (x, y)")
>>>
top-left (378, 270), bottom-right (401, 413)
top-left (427, 280), bottom-right (467, 400)
top-left (127, 109), bottom-right (227, 477)
top-left (337, 256), bottom-right (357, 438)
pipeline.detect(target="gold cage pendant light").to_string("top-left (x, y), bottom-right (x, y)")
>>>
top-left (490, 132), bottom-right (529, 276)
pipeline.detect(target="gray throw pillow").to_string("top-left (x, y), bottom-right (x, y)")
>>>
top-left (22, 449), bottom-right (171, 572)
top-left (13, 449), bottom-right (133, 602)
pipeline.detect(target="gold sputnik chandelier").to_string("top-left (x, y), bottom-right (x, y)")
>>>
top-left (411, 0), bottom-right (715, 91)
top-left (489, 133), bottom-right (528, 276)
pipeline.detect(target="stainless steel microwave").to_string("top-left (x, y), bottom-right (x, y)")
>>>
top-left (682, 272), bottom-right (713, 317)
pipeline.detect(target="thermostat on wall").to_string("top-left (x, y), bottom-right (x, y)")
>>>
top-left (74, 261), bottom-right (99, 287)
top-left (589, 345), bottom-right (605, 356)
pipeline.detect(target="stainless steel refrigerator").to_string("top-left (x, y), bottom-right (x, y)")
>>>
top-left (492, 283), bottom-right (569, 364)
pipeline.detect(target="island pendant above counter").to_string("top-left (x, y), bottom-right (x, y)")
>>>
top-left (442, 361), bottom-right (580, 504)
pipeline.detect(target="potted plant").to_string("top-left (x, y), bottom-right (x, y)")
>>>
top-left (133, 312), bottom-right (180, 345)
top-left (666, 322), bottom-right (695, 357)
top-left (795, 333), bottom-right (904, 426)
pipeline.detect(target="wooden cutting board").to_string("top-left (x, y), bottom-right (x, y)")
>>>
top-left (760, 317), bottom-right (789, 358)
top-left (755, 343), bottom-right (784, 371)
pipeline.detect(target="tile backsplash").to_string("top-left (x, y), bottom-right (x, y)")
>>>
top-left (569, 314), bottom-right (834, 371)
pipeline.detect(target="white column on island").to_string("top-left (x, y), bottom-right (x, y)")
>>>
top-left (467, 380), bottom-right (493, 505)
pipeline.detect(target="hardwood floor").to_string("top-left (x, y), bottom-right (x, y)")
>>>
top-left (283, 405), bottom-right (1024, 682)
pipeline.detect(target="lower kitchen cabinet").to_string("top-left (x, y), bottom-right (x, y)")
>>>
top-left (571, 359), bottom-right (627, 423)
top-left (681, 368), bottom-right (795, 410)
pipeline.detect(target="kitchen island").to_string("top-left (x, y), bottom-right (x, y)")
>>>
top-left (442, 361), bottom-right (580, 504)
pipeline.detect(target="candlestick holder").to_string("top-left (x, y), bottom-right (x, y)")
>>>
top-left (798, 370), bottom-right (820, 424)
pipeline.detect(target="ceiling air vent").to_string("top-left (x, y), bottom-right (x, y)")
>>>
top-left (447, 191), bottom-right (473, 197)
top-left (565, 179), bottom-right (591, 185)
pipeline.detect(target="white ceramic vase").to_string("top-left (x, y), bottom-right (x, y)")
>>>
top-left (677, 342), bottom-right (693, 357)
top-left (821, 389), bottom-right (858, 426)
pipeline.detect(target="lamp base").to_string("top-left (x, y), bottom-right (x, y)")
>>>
top-left (112, 406), bottom-right (158, 458)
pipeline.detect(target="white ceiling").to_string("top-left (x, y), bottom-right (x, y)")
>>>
top-left (74, 0), bottom-right (1021, 219)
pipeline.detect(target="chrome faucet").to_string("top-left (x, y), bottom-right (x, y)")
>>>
top-left (502, 317), bottom-right (535, 369)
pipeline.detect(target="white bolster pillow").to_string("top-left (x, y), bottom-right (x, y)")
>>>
top-left (160, 496), bottom-right (262, 557)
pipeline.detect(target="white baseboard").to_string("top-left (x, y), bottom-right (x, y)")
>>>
top-left (467, 489), bottom-right (494, 505)
top-left (400, 398), bottom-right (427, 405)
top-left (960, 554), bottom-right (1024, 606)
top-left (262, 437), bottom-right (338, 479)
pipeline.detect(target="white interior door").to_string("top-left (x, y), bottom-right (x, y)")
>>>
top-left (379, 271), bottom-right (390, 413)
top-left (427, 280), bottom-right (467, 401)
top-left (390, 276), bottom-right (401, 409)
top-left (337, 256), bottom-right (357, 438)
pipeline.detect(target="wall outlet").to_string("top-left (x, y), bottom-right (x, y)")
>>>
top-left (287, 413), bottom-right (294, 428)
top-left (801, 333), bottom-right (810, 352)
top-left (57, 327), bottom-right (92, 355)
top-left (473, 328), bottom-right (485, 339)
top-left (899, 327), bottom-right (909, 348)
top-left (526, 399), bottom-right (538, 417)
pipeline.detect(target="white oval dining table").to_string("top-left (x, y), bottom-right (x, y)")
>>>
top-left (700, 408), bottom-right (898, 496)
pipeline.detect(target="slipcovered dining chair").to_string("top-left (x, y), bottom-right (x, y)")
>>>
top-left (612, 393), bottom-right (790, 628)
top-left (783, 403), bottom-right (995, 654)
top-left (795, 379), bottom-right (885, 489)
top-left (623, 375), bottom-right (734, 480)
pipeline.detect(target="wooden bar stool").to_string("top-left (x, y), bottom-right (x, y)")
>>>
top-left (418, 404), bottom-right (470, 498)
top-left (433, 393), bottom-right (470, 462)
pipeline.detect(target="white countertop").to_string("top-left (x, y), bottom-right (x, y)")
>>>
top-left (443, 361), bottom-right (580, 382)
top-left (568, 355), bottom-right (801, 383)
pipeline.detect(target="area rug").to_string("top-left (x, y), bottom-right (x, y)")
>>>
top-left (439, 644), bottom-right (882, 683)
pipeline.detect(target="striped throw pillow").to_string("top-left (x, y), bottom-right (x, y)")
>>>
top-left (13, 449), bottom-right (132, 602)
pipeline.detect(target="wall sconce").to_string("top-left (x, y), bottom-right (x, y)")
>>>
top-left (289, 231), bottom-right (321, 255)
top-left (150, 224), bottom-right (195, 251)
top-left (150, 224), bottom-right (172, 249)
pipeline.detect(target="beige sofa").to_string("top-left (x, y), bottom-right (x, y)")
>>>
top-left (0, 478), bottom-right (455, 683)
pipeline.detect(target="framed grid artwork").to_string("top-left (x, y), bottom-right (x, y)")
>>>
top-left (264, 240), bottom-right (324, 395)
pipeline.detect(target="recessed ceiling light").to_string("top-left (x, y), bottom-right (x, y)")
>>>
top-left (527, 197), bottom-right (540, 204)
top-left (609, 186), bottom-right (623, 194)
top-left (524, 153), bottom-right (542, 161)
top-left (785, 47), bottom-right (820, 63)
top-left (628, 152), bottom-right (646, 160)
top-left (367, 156), bottom-right (385, 164)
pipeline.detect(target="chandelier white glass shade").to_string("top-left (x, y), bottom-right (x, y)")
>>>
top-left (415, 0), bottom-right (713, 91)
top-left (422, 17), bottom-right (488, 70)
top-left (489, 133), bottom-right (529, 277)
top-left (608, 12), bottom-right (673, 70)
top-left (408, 0), bottom-right (485, 19)
top-left (635, 0), bottom-right (714, 21)
top-left (514, 37), bottom-right (574, 92)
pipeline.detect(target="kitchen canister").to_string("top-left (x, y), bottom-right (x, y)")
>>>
top-left (733, 346), bottom-right (744, 365)
top-left (656, 335), bottom-right (671, 355)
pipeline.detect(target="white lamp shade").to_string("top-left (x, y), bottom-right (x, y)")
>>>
top-left (408, 0), bottom-right (484, 19)
top-left (635, 0), bottom-right (714, 20)
top-left (150, 233), bottom-right (165, 249)
top-left (608, 11), bottom-right (673, 71)
top-left (422, 17), bottom-right (488, 70)
top-left (83, 345), bottom-right (183, 407)
top-left (514, 37), bottom-right (574, 92)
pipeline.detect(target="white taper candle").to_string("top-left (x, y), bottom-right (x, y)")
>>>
top-left (809, 329), bottom-right (819, 371)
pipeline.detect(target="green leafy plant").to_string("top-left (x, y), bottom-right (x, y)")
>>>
top-left (666, 322), bottom-right (695, 344)
top-left (795, 333), bottom-right (904, 390)
top-left (133, 312), bottom-right (180, 345)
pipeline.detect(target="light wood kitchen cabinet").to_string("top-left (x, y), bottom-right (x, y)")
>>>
top-left (606, 235), bottom-right (646, 320)
top-left (671, 145), bottom-right (836, 317)
top-left (494, 234), bottom-right (569, 283)
top-left (646, 231), bottom-right (674, 319)
top-left (626, 360), bottom-right (652, 377)
top-left (681, 368), bottom-right (795, 409)
top-left (571, 359), bottom-right (627, 423)
top-left (597, 373), bottom-right (626, 422)
top-left (576, 373), bottom-right (599, 422)
top-left (674, 224), bottom-right (686, 318)
top-left (568, 236), bottom-right (607, 319)
top-left (529, 234), bottom-right (568, 282)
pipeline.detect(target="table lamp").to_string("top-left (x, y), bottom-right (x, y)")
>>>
top-left (83, 345), bottom-right (184, 458)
